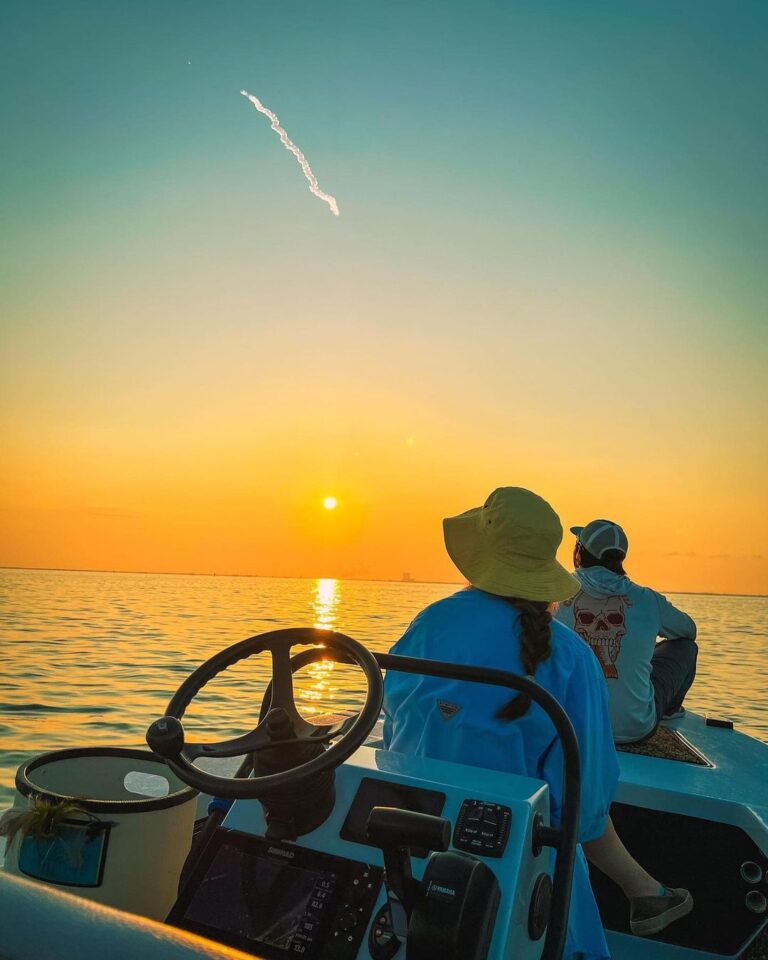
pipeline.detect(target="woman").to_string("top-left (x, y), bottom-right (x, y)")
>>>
top-left (555, 518), bottom-right (698, 743)
top-left (383, 487), bottom-right (692, 959)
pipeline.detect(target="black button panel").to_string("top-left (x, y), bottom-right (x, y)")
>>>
top-left (452, 799), bottom-right (511, 858)
top-left (325, 862), bottom-right (382, 958)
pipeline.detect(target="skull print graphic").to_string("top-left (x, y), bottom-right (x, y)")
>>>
top-left (571, 593), bottom-right (631, 679)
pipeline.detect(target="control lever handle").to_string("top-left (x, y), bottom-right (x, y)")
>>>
top-left (366, 807), bottom-right (450, 916)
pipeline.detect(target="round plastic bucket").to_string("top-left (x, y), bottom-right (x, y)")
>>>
top-left (3, 747), bottom-right (198, 920)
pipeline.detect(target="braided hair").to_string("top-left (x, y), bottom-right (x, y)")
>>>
top-left (495, 597), bottom-right (553, 720)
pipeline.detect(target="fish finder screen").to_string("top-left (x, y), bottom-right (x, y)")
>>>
top-left (183, 841), bottom-right (338, 953)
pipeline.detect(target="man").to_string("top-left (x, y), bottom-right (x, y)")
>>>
top-left (555, 519), bottom-right (697, 743)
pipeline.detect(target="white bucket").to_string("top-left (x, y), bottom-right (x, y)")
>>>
top-left (2, 747), bottom-right (198, 921)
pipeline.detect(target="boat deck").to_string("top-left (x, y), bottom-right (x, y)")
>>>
top-left (601, 712), bottom-right (767, 960)
top-left (616, 712), bottom-right (768, 841)
top-left (745, 929), bottom-right (768, 959)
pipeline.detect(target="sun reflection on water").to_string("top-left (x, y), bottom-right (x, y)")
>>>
top-left (296, 578), bottom-right (342, 716)
top-left (313, 577), bottom-right (339, 630)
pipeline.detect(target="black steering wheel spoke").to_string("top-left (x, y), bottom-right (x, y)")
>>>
top-left (267, 643), bottom-right (302, 719)
top-left (308, 712), bottom-right (360, 742)
top-left (182, 723), bottom-right (278, 761)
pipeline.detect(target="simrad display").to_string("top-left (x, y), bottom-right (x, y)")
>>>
top-left (340, 777), bottom-right (446, 856)
top-left (183, 844), bottom-right (336, 952)
top-left (169, 829), bottom-right (383, 960)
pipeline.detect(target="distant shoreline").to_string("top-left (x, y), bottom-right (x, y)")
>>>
top-left (1, 565), bottom-right (766, 599)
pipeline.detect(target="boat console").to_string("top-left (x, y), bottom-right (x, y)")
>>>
top-left (146, 628), bottom-right (581, 960)
top-left (168, 749), bottom-right (550, 960)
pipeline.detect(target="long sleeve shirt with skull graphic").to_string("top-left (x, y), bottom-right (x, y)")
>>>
top-left (555, 566), bottom-right (696, 742)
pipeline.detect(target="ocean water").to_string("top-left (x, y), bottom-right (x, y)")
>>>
top-left (1, 568), bottom-right (766, 806)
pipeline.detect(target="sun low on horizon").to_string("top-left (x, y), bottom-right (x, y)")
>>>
top-left (0, 2), bottom-right (766, 597)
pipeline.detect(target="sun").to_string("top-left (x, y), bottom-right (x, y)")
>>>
top-left (322, 496), bottom-right (338, 511)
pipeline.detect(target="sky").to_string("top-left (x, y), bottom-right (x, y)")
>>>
top-left (1, 1), bottom-right (767, 595)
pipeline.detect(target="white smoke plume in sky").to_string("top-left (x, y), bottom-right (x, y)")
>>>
top-left (240, 90), bottom-right (340, 217)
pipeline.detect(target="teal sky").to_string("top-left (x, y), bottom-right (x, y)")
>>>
top-left (4, 1), bottom-right (766, 313)
top-left (1, 1), bottom-right (767, 593)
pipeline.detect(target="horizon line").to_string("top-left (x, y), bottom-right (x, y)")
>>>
top-left (1, 565), bottom-right (766, 600)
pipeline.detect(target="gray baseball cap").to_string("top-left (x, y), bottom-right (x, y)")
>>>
top-left (570, 519), bottom-right (628, 558)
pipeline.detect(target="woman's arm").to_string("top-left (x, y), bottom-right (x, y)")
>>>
top-left (540, 640), bottom-right (619, 841)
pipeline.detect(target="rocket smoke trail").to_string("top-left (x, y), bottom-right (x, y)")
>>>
top-left (240, 90), bottom-right (340, 216)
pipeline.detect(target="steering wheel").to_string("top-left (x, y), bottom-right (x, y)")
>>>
top-left (146, 628), bottom-right (383, 799)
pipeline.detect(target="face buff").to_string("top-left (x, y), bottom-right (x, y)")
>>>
top-left (240, 90), bottom-right (340, 216)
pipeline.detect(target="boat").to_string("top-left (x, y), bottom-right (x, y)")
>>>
top-left (1, 627), bottom-right (766, 960)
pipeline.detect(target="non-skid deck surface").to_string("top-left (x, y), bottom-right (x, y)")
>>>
top-left (744, 928), bottom-right (768, 960)
top-left (616, 725), bottom-right (709, 765)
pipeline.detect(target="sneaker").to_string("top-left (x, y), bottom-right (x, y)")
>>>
top-left (630, 886), bottom-right (693, 936)
top-left (662, 707), bottom-right (685, 721)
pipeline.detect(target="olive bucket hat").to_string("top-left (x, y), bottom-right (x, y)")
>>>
top-left (443, 487), bottom-right (579, 602)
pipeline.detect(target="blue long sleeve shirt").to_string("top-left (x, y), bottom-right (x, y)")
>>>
top-left (383, 587), bottom-right (619, 960)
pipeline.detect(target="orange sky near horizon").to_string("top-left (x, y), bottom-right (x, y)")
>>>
top-left (2, 394), bottom-right (766, 595)
top-left (2, 249), bottom-right (766, 595)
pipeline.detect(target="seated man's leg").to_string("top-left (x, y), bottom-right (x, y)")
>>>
top-left (651, 639), bottom-right (698, 719)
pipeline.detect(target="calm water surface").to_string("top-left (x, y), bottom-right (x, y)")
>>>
top-left (1, 569), bottom-right (766, 805)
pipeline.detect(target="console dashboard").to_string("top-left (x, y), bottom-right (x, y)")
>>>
top-left (169, 746), bottom-right (552, 960)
